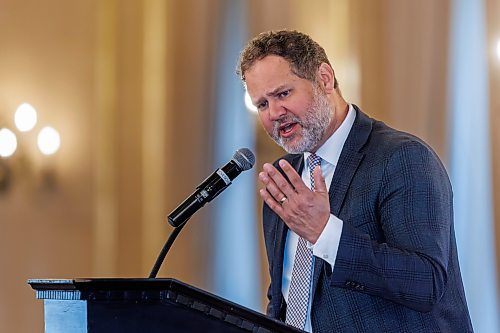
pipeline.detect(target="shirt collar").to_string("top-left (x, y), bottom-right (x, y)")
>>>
top-left (304, 104), bottom-right (356, 167)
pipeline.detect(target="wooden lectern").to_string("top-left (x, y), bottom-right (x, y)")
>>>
top-left (28, 278), bottom-right (303, 333)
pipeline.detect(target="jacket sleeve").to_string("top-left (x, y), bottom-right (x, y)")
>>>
top-left (330, 141), bottom-right (452, 312)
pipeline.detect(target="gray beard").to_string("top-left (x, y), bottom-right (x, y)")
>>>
top-left (271, 87), bottom-right (333, 154)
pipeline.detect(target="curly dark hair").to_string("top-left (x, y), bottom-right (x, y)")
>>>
top-left (237, 30), bottom-right (338, 88)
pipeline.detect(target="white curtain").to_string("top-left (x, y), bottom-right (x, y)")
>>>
top-left (211, 0), bottom-right (261, 311)
top-left (449, 0), bottom-right (500, 331)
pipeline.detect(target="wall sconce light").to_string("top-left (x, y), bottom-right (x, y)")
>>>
top-left (15, 103), bottom-right (38, 132)
top-left (0, 128), bottom-right (17, 191)
top-left (0, 128), bottom-right (18, 158)
top-left (0, 102), bottom-right (61, 192)
top-left (37, 126), bottom-right (61, 156)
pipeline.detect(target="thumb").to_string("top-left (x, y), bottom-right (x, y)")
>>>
top-left (313, 165), bottom-right (328, 193)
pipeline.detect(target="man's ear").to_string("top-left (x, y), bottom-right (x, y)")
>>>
top-left (317, 63), bottom-right (336, 93)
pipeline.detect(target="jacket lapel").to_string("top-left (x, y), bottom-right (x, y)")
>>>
top-left (328, 106), bottom-right (372, 215)
top-left (311, 106), bottom-right (373, 298)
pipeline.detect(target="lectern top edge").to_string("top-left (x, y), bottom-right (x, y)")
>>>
top-left (28, 278), bottom-right (306, 333)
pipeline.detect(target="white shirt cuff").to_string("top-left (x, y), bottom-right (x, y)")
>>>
top-left (307, 214), bottom-right (343, 271)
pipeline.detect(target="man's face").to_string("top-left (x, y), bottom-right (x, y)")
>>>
top-left (245, 55), bottom-right (332, 154)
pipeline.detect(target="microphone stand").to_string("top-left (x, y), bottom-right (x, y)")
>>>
top-left (148, 221), bottom-right (187, 278)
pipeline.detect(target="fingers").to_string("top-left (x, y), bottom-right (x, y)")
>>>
top-left (259, 171), bottom-right (287, 209)
top-left (259, 160), bottom-right (331, 243)
top-left (260, 162), bottom-right (298, 199)
top-left (259, 159), bottom-right (315, 207)
top-left (262, 159), bottom-right (308, 194)
top-left (259, 188), bottom-right (285, 217)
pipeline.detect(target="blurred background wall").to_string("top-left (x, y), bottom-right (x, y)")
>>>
top-left (0, 0), bottom-right (498, 332)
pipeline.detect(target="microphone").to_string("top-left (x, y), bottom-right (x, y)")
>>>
top-left (167, 148), bottom-right (255, 227)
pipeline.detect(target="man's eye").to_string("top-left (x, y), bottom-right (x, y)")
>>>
top-left (257, 101), bottom-right (268, 110)
top-left (278, 90), bottom-right (290, 98)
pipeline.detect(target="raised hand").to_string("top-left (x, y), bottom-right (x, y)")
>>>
top-left (259, 159), bottom-right (330, 243)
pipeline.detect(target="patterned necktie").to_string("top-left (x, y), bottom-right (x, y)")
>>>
top-left (285, 153), bottom-right (322, 329)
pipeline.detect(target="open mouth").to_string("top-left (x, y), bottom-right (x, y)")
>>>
top-left (279, 122), bottom-right (298, 137)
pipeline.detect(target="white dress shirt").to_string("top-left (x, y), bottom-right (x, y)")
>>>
top-left (281, 105), bottom-right (356, 332)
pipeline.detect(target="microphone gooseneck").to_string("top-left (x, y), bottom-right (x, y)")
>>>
top-left (149, 148), bottom-right (255, 278)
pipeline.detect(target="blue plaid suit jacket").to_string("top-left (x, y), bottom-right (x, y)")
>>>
top-left (263, 107), bottom-right (473, 332)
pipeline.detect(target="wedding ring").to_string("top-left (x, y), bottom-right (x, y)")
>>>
top-left (279, 196), bottom-right (287, 204)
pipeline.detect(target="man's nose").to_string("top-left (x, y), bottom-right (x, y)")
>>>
top-left (268, 101), bottom-right (286, 121)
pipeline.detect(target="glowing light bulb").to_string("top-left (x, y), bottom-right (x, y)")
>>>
top-left (0, 128), bottom-right (18, 158)
top-left (37, 127), bottom-right (60, 155)
top-left (15, 103), bottom-right (38, 132)
top-left (244, 91), bottom-right (257, 113)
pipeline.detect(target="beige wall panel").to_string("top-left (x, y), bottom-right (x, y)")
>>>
top-left (291, 0), bottom-right (360, 103)
top-left (154, 0), bottom-right (223, 290)
top-left (354, 0), bottom-right (450, 159)
top-left (0, 0), bottom-right (97, 332)
top-left (115, 0), bottom-right (145, 277)
top-left (141, 0), bottom-right (169, 276)
top-left (247, 0), bottom-right (293, 37)
top-left (384, 0), bottom-right (450, 159)
top-left (351, 0), bottom-right (388, 121)
top-left (93, 0), bottom-right (118, 278)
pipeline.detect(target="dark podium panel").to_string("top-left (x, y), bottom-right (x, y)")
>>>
top-left (28, 278), bottom-right (303, 333)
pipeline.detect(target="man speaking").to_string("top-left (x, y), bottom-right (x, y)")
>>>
top-left (237, 30), bottom-right (473, 332)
